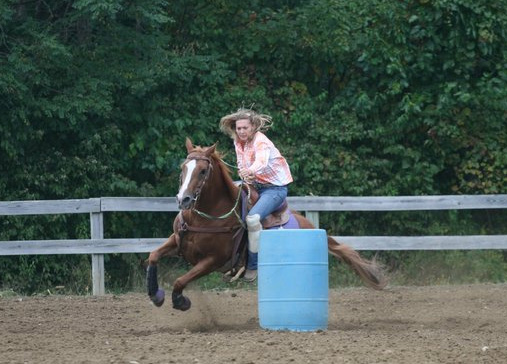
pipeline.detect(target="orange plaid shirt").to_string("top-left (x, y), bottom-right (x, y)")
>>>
top-left (234, 132), bottom-right (293, 186)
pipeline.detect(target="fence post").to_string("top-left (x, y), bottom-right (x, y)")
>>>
top-left (90, 211), bottom-right (105, 295)
top-left (305, 211), bottom-right (319, 228)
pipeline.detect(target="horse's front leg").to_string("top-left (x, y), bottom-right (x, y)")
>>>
top-left (146, 234), bottom-right (179, 307)
top-left (171, 256), bottom-right (218, 311)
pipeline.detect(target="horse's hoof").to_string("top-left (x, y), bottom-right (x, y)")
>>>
top-left (151, 289), bottom-right (165, 307)
top-left (173, 294), bottom-right (191, 311)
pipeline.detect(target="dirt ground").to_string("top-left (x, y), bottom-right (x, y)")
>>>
top-left (1, 283), bottom-right (507, 364)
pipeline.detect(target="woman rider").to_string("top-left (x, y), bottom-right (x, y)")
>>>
top-left (219, 108), bottom-right (293, 282)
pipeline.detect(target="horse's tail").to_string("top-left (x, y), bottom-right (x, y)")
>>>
top-left (327, 236), bottom-right (387, 290)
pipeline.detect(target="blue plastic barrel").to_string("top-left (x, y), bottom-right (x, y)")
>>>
top-left (258, 229), bottom-right (329, 331)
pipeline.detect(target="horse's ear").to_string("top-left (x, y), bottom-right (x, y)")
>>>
top-left (185, 137), bottom-right (194, 153)
top-left (205, 142), bottom-right (217, 156)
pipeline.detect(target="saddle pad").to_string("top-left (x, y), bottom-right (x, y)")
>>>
top-left (265, 210), bottom-right (300, 230)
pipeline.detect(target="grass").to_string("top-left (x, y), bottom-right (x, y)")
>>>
top-left (0, 289), bottom-right (18, 298)
top-left (2, 250), bottom-right (506, 296)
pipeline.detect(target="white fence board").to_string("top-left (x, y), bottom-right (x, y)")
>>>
top-left (0, 238), bottom-right (164, 255)
top-left (3, 195), bottom-right (506, 215)
top-left (2, 236), bottom-right (506, 256)
top-left (288, 195), bottom-right (507, 211)
top-left (101, 197), bottom-right (179, 212)
top-left (0, 198), bottom-right (101, 215)
top-left (335, 235), bottom-right (507, 251)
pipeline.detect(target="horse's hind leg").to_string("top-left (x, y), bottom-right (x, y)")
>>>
top-left (146, 234), bottom-right (179, 307)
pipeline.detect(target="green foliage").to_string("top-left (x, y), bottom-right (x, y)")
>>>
top-left (0, 255), bottom-right (91, 294)
top-left (328, 249), bottom-right (507, 288)
top-left (388, 250), bottom-right (507, 285)
top-left (0, 0), bottom-right (506, 293)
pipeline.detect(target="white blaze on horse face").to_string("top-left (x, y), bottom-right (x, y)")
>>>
top-left (177, 159), bottom-right (196, 202)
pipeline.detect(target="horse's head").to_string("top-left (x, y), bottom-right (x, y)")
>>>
top-left (176, 138), bottom-right (216, 210)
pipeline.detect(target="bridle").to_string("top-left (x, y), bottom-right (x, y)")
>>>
top-left (180, 154), bottom-right (245, 226)
top-left (180, 154), bottom-right (213, 206)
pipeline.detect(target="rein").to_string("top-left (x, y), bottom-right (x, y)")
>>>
top-left (221, 159), bottom-right (239, 170)
top-left (192, 183), bottom-right (245, 227)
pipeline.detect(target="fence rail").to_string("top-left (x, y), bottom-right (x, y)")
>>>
top-left (1, 195), bottom-right (506, 295)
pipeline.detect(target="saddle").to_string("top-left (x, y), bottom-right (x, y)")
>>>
top-left (242, 184), bottom-right (290, 229)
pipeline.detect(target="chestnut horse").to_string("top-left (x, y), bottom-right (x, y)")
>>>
top-left (146, 138), bottom-right (386, 311)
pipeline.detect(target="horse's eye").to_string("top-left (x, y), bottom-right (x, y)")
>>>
top-left (199, 169), bottom-right (207, 178)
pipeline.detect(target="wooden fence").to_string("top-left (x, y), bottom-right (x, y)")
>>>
top-left (1, 195), bottom-right (506, 295)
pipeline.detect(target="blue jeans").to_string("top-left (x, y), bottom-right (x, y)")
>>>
top-left (248, 185), bottom-right (288, 220)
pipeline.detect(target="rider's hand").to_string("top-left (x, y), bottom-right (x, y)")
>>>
top-left (239, 168), bottom-right (255, 183)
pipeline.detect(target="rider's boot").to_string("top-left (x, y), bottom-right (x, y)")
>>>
top-left (244, 214), bottom-right (261, 282)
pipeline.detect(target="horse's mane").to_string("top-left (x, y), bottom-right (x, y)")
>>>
top-left (191, 145), bottom-right (239, 201)
top-left (211, 151), bottom-right (240, 200)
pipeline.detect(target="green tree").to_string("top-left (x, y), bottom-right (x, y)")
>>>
top-left (1, 0), bottom-right (505, 293)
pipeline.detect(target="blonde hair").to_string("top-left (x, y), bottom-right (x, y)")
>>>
top-left (219, 108), bottom-right (273, 139)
